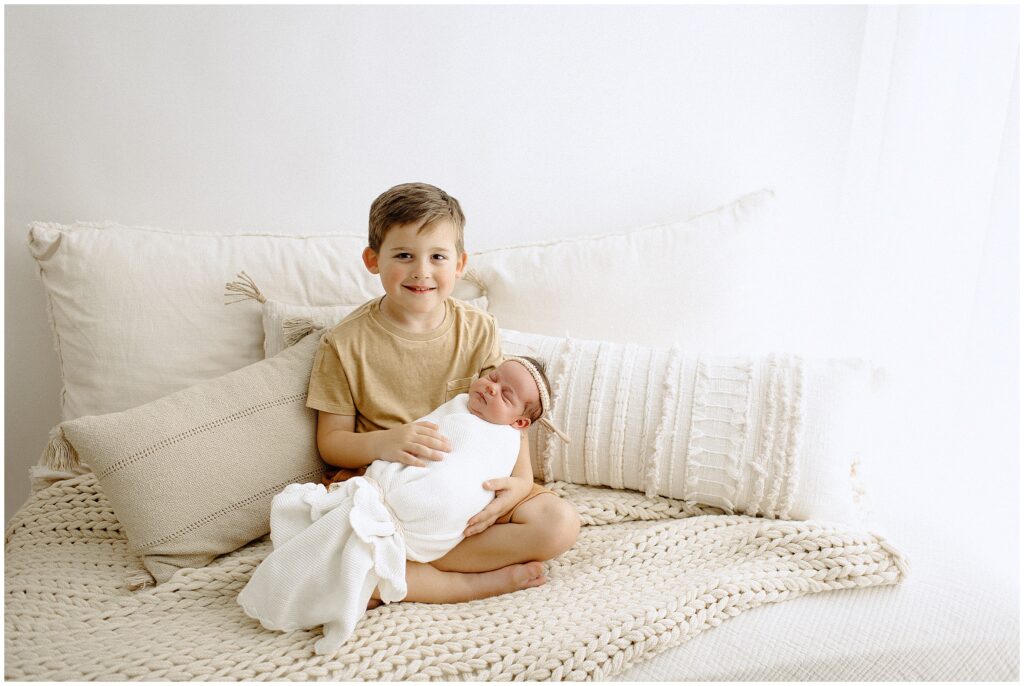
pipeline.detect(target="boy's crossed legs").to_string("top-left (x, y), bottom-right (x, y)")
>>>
top-left (370, 492), bottom-right (580, 605)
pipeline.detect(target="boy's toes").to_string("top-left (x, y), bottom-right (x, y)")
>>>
top-left (513, 561), bottom-right (547, 589)
top-left (521, 574), bottom-right (547, 589)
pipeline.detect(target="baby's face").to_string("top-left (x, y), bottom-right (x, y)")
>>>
top-left (467, 360), bottom-right (539, 429)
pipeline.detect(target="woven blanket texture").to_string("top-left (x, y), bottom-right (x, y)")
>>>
top-left (4, 473), bottom-right (907, 681)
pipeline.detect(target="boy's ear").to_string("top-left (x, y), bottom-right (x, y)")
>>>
top-left (362, 247), bottom-right (380, 274)
top-left (454, 251), bottom-right (468, 278)
top-left (512, 416), bottom-right (531, 431)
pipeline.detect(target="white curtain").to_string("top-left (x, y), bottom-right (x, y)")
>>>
top-left (840, 5), bottom-right (1018, 560)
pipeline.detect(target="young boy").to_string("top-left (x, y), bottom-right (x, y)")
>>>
top-left (307, 182), bottom-right (580, 604)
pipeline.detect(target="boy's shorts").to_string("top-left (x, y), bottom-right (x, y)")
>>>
top-left (321, 467), bottom-right (557, 525)
top-left (494, 483), bottom-right (557, 524)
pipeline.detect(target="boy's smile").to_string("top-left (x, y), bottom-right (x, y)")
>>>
top-left (362, 219), bottom-right (467, 333)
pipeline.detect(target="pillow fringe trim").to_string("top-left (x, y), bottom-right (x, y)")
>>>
top-left (646, 345), bottom-right (681, 498)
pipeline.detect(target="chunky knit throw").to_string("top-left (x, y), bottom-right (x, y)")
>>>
top-left (4, 473), bottom-right (907, 681)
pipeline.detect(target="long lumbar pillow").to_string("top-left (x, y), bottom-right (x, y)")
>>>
top-left (278, 313), bottom-right (878, 526)
top-left (40, 332), bottom-right (326, 587)
top-left (499, 328), bottom-right (877, 525)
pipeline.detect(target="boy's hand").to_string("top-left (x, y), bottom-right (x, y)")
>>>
top-left (464, 476), bottom-right (534, 536)
top-left (377, 421), bottom-right (451, 468)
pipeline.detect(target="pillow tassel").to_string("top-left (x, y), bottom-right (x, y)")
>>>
top-left (125, 569), bottom-right (155, 592)
top-left (225, 271), bottom-right (267, 305)
top-left (41, 424), bottom-right (79, 471)
top-left (282, 317), bottom-right (320, 348)
top-left (460, 268), bottom-right (488, 296)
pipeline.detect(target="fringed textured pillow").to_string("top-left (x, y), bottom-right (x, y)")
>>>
top-left (501, 329), bottom-right (880, 524)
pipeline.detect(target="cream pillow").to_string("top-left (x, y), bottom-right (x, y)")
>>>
top-left (28, 221), bottom-right (380, 420)
top-left (28, 191), bottom-right (771, 421)
top-left (44, 333), bottom-right (326, 586)
top-left (468, 189), bottom-right (781, 350)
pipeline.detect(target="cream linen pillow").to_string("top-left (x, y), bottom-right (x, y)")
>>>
top-left (468, 189), bottom-right (781, 350)
top-left (45, 332), bottom-right (326, 586)
top-left (28, 221), bottom-right (381, 420)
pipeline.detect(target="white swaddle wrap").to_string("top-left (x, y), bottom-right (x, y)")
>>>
top-left (237, 394), bottom-right (521, 654)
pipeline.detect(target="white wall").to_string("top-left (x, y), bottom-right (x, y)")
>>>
top-left (5, 6), bottom-right (1016, 537)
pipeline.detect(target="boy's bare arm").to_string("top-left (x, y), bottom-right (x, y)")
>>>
top-left (316, 411), bottom-right (452, 469)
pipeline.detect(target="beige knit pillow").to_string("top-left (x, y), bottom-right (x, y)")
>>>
top-left (43, 332), bottom-right (326, 586)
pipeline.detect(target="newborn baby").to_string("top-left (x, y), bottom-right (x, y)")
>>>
top-left (238, 356), bottom-right (566, 654)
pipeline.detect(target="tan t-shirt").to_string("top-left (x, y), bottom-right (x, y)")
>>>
top-left (306, 297), bottom-right (503, 434)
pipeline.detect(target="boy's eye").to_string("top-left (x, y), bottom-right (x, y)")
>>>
top-left (432, 254), bottom-right (448, 261)
top-left (395, 253), bottom-right (412, 259)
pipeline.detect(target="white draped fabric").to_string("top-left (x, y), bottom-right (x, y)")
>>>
top-left (837, 6), bottom-right (1018, 575)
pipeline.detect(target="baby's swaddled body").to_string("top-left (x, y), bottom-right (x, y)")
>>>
top-left (368, 394), bottom-right (520, 560)
top-left (238, 394), bottom-right (520, 653)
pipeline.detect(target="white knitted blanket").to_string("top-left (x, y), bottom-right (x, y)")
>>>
top-left (4, 473), bottom-right (908, 681)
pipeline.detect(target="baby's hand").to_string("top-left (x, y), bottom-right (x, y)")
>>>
top-left (376, 421), bottom-right (452, 468)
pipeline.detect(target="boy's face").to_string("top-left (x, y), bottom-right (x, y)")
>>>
top-left (467, 360), bottom-right (539, 429)
top-left (362, 219), bottom-right (467, 321)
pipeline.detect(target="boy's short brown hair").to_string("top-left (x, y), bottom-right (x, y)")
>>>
top-left (368, 182), bottom-right (466, 254)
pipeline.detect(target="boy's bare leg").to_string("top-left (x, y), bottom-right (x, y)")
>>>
top-left (366, 495), bottom-right (578, 608)
top-left (370, 560), bottom-right (546, 606)
top-left (430, 494), bottom-right (581, 573)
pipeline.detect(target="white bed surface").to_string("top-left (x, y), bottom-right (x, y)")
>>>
top-left (613, 516), bottom-right (1020, 681)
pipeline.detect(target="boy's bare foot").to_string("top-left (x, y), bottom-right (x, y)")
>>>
top-left (445, 560), bottom-right (547, 602)
top-left (507, 561), bottom-right (547, 591)
top-left (369, 561), bottom-right (547, 605)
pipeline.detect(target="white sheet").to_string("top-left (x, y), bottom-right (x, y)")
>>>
top-left (613, 513), bottom-right (1020, 680)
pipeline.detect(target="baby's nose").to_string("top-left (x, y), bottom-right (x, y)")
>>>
top-left (486, 383), bottom-right (498, 396)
